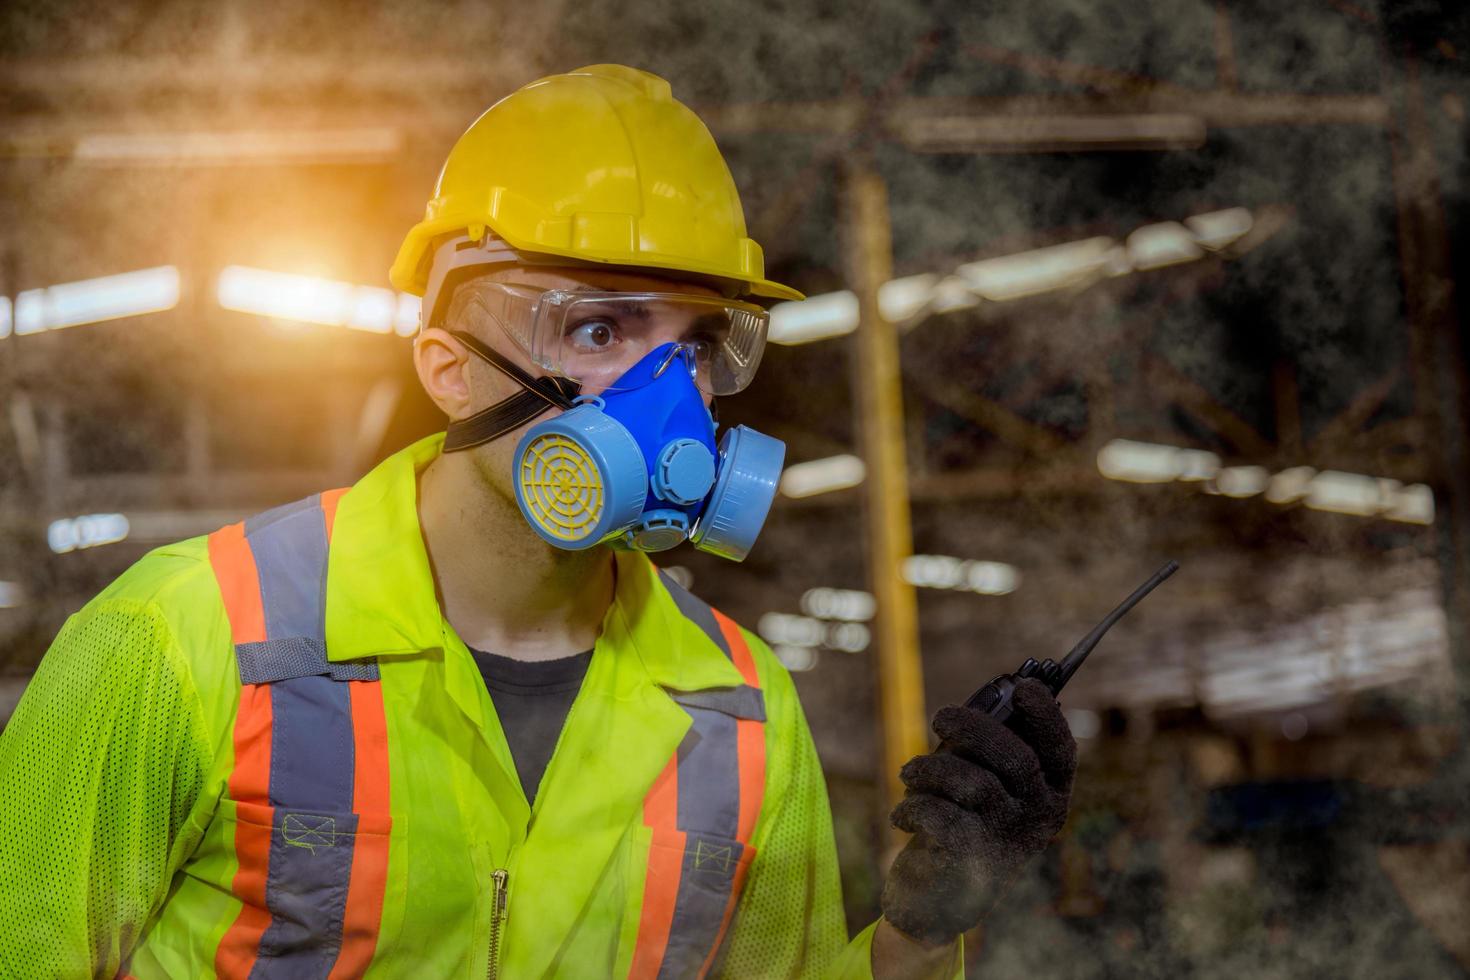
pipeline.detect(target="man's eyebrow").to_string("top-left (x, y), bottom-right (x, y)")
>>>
top-left (576, 293), bottom-right (654, 321)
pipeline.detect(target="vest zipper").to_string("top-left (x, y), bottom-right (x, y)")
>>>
top-left (486, 868), bottom-right (509, 980)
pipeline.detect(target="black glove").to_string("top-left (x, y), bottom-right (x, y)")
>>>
top-left (880, 678), bottom-right (1078, 945)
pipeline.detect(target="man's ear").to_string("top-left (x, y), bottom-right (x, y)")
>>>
top-left (414, 326), bottom-right (474, 419)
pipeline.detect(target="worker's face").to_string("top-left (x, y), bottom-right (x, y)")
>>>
top-left (413, 265), bottom-right (722, 507)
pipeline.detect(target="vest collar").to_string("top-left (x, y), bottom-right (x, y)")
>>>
top-left (322, 432), bottom-right (746, 692)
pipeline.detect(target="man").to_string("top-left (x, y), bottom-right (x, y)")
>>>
top-left (0, 65), bottom-right (1075, 978)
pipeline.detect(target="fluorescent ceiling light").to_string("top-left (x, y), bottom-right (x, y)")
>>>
top-left (47, 513), bottom-right (130, 554)
top-left (878, 274), bottom-right (938, 323)
top-left (74, 128), bottom-right (402, 165)
top-left (903, 554), bottom-right (1020, 595)
top-left (769, 276), bottom-right (977, 346)
top-left (1096, 439), bottom-right (1220, 484)
top-left (394, 294), bottom-right (421, 337)
top-left (1126, 222), bottom-right (1205, 271)
top-left (1213, 465), bottom-right (1270, 498)
top-left (766, 207), bottom-right (1259, 346)
top-left (1300, 472), bottom-right (1434, 524)
top-left (772, 645), bottom-right (820, 672)
top-left (760, 611), bottom-right (868, 655)
top-left (800, 587), bottom-right (876, 622)
top-left (1305, 470), bottom-right (1390, 517)
top-left (758, 612), bottom-right (826, 647)
top-left (1186, 208), bottom-right (1254, 250)
top-left (825, 621), bottom-right (871, 653)
top-left (958, 236), bottom-right (1124, 301)
top-left (120, 510), bottom-right (248, 543)
top-left (1385, 484), bottom-right (1434, 525)
top-left (779, 454), bottom-right (866, 498)
top-left (1103, 447), bottom-right (1433, 524)
top-left (769, 290), bottom-right (859, 345)
top-left (1265, 466), bottom-right (1316, 504)
top-left (218, 266), bottom-right (415, 335)
top-left (928, 276), bottom-right (982, 314)
top-left (12, 267), bottom-right (180, 334)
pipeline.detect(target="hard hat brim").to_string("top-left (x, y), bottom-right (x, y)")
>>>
top-left (391, 217), bottom-right (805, 304)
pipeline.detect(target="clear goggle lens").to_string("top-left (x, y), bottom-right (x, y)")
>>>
top-left (466, 284), bottom-right (769, 396)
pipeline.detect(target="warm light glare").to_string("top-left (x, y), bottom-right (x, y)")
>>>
top-left (218, 266), bottom-right (415, 335)
top-left (0, 581), bottom-right (21, 609)
top-left (11, 267), bottom-right (180, 335)
top-left (0, 297), bottom-right (10, 339)
top-left (74, 128), bottom-right (402, 165)
top-left (395, 293), bottom-right (422, 336)
top-left (779, 454), bottom-right (866, 497)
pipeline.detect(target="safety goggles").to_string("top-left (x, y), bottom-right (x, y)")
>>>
top-left (460, 282), bottom-right (770, 396)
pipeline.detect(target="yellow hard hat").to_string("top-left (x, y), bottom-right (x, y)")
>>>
top-left (390, 64), bottom-right (803, 304)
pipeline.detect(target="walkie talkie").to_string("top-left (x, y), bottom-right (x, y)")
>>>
top-left (963, 561), bottom-right (1180, 724)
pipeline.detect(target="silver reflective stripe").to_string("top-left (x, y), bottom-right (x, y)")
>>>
top-left (657, 570), bottom-right (731, 659)
top-left (236, 637), bottom-right (379, 684)
top-left (667, 686), bottom-right (765, 722)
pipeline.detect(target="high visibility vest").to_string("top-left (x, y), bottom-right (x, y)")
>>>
top-left (204, 490), bottom-right (766, 978)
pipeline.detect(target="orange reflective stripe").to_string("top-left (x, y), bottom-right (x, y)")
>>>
top-left (208, 522), bottom-right (266, 645)
top-left (320, 487), bottom-right (349, 543)
top-left (712, 609), bottom-right (760, 689)
top-left (630, 757), bottom-right (684, 979)
top-left (215, 683), bottom-right (274, 978)
top-left (328, 679), bottom-right (393, 979)
top-left (210, 521), bottom-right (274, 977)
top-left (713, 612), bottom-right (765, 842)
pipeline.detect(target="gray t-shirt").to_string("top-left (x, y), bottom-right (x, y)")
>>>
top-left (468, 647), bottom-right (593, 805)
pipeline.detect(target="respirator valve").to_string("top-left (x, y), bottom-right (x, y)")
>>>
top-left (653, 439), bottom-right (717, 505)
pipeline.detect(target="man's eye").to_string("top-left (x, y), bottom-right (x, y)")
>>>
top-left (567, 318), bottom-right (618, 351)
top-left (690, 336), bottom-right (714, 361)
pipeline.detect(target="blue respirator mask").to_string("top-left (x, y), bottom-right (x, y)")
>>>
top-left (435, 271), bottom-right (785, 562)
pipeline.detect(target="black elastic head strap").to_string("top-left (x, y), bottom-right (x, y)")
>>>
top-left (442, 330), bottom-right (581, 453)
